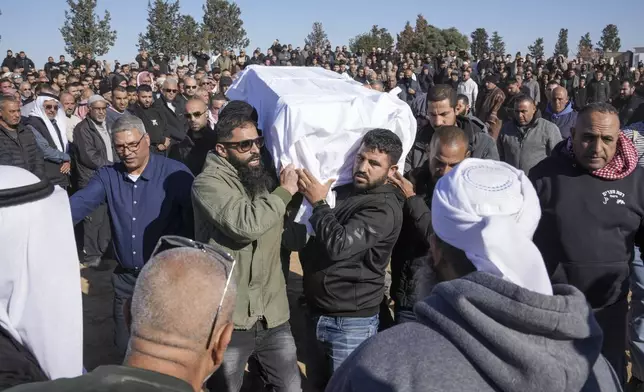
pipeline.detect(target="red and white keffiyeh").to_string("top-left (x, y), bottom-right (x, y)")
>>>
top-left (567, 132), bottom-right (638, 180)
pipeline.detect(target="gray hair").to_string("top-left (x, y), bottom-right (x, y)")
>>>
top-left (112, 114), bottom-right (147, 136)
top-left (128, 247), bottom-right (237, 351)
top-left (163, 78), bottom-right (178, 87)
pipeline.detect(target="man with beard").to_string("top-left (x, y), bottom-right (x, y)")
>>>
top-left (407, 85), bottom-right (498, 173)
top-left (18, 81), bottom-right (33, 106)
top-left (106, 86), bottom-right (128, 129)
top-left (69, 115), bottom-right (194, 357)
top-left (475, 74), bottom-right (506, 139)
top-left (498, 95), bottom-right (562, 174)
top-left (168, 99), bottom-right (216, 176)
top-left (390, 126), bottom-right (470, 323)
top-left (615, 81), bottom-right (644, 127)
top-left (125, 86), bottom-right (137, 106)
top-left (192, 102), bottom-right (302, 392)
top-left (326, 159), bottom-right (621, 392)
top-left (60, 92), bottom-right (81, 143)
top-left (0, 95), bottom-right (45, 179)
top-left (127, 84), bottom-right (172, 155)
top-left (71, 95), bottom-right (116, 267)
top-left (153, 79), bottom-right (187, 146)
top-left (543, 86), bottom-right (578, 139)
top-left (529, 103), bottom-right (644, 385)
top-left (297, 129), bottom-right (405, 387)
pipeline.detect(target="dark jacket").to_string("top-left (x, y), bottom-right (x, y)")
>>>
top-left (476, 86), bottom-right (506, 139)
top-left (619, 92), bottom-right (644, 127)
top-left (574, 86), bottom-right (589, 111)
top-left (152, 95), bottom-right (187, 142)
top-left (24, 116), bottom-right (69, 187)
top-left (396, 78), bottom-right (421, 104)
top-left (0, 324), bottom-right (48, 390)
top-left (529, 141), bottom-right (644, 310)
top-left (300, 183), bottom-right (404, 317)
top-left (14, 56), bottom-right (35, 73)
top-left (127, 103), bottom-right (171, 147)
top-left (327, 272), bottom-right (622, 392)
top-left (2, 55), bottom-right (16, 71)
top-left (587, 79), bottom-right (611, 104)
top-left (5, 365), bottom-right (193, 392)
top-left (390, 166), bottom-right (433, 310)
top-left (71, 118), bottom-right (117, 189)
top-left (152, 55), bottom-right (170, 74)
top-left (0, 124), bottom-right (45, 179)
top-left (191, 52), bottom-right (210, 70)
top-left (405, 115), bottom-right (499, 173)
top-left (167, 126), bottom-right (216, 176)
top-left (543, 100), bottom-right (578, 139)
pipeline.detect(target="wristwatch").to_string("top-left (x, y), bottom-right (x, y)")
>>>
top-left (312, 199), bottom-right (328, 208)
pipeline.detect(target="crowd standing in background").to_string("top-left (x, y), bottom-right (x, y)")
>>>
top-left (1, 35), bottom-right (644, 392)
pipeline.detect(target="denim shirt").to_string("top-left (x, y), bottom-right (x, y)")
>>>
top-left (70, 154), bottom-right (194, 269)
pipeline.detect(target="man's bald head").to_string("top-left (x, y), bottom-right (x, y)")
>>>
top-left (552, 86), bottom-right (569, 113)
top-left (129, 247), bottom-right (236, 352)
top-left (428, 125), bottom-right (471, 182)
top-left (185, 99), bottom-right (209, 131)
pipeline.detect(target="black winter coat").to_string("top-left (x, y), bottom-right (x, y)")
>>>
top-left (529, 141), bottom-right (644, 310)
top-left (127, 103), bottom-right (171, 147)
top-left (301, 183), bottom-right (404, 317)
top-left (24, 116), bottom-right (69, 187)
top-left (153, 96), bottom-right (187, 142)
top-left (2, 55), bottom-right (16, 71)
top-left (167, 127), bottom-right (216, 176)
top-left (0, 124), bottom-right (45, 179)
top-left (71, 118), bottom-right (117, 189)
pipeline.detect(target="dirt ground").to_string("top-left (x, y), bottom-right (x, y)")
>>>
top-left (80, 254), bottom-right (320, 391)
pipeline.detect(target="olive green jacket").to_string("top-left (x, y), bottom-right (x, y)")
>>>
top-left (192, 153), bottom-right (291, 330)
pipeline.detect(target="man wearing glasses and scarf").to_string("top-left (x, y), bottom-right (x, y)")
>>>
top-left (192, 101), bottom-right (302, 392)
top-left (69, 114), bottom-right (194, 358)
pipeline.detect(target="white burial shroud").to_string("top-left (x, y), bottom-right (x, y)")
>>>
top-left (226, 65), bottom-right (417, 233)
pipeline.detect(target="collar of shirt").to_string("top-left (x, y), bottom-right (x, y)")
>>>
top-left (119, 153), bottom-right (157, 182)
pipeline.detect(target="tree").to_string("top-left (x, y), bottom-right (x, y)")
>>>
top-left (177, 15), bottom-right (205, 56)
top-left (396, 21), bottom-right (415, 53)
top-left (597, 24), bottom-right (621, 52)
top-left (577, 32), bottom-right (594, 61)
top-left (305, 22), bottom-right (330, 51)
top-left (349, 25), bottom-right (394, 54)
top-left (441, 27), bottom-right (469, 51)
top-left (470, 28), bottom-right (490, 59)
top-left (489, 31), bottom-right (506, 56)
top-left (410, 15), bottom-right (445, 56)
top-left (59, 0), bottom-right (117, 56)
top-left (202, 0), bottom-right (249, 52)
top-left (528, 37), bottom-right (545, 59)
top-left (138, 0), bottom-right (182, 56)
top-left (553, 28), bottom-right (569, 58)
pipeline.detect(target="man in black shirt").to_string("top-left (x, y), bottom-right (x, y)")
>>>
top-left (0, 96), bottom-right (44, 178)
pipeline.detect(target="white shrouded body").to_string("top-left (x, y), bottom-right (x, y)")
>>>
top-left (226, 65), bottom-right (417, 233)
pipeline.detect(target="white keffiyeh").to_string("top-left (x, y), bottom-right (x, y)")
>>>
top-left (431, 159), bottom-right (553, 295)
top-left (29, 95), bottom-right (69, 152)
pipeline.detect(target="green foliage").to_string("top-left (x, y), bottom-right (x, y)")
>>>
top-left (202, 0), bottom-right (250, 51)
top-left (553, 28), bottom-right (569, 58)
top-left (577, 32), bottom-right (594, 61)
top-left (597, 24), bottom-right (621, 52)
top-left (305, 22), bottom-right (330, 51)
top-left (470, 28), bottom-right (490, 59)
top-left (138, 0), bottom-right (182, 56)
top-left (528, 37), bottom-right (545, 59)
top-left (489, 31), bottom-right (506, 56)
top-left (349, 25), bottom-right (394, 54)
top-left (177, 15), bottom-right (206, 56)
top-left (59, 0), bottom-right (117, 56)
top-left (397, 15), bottom-right (469, 56)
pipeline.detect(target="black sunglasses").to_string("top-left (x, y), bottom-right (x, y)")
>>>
top-left (184, 111), bottom-right (205, 119)
top-left (218, 136), bottom-right (264, 153)
top-left (151, 235), bottom-right (236, 349)
top-left (164, 88), bottom-right (178, 93)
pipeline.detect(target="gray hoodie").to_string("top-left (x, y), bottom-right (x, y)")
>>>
top-left (326, 272), bottom-right (622, 392)
top-left (499, 117), bottom-right (562, 174)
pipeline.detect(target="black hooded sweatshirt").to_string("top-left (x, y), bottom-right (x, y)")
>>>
top-left (529, 140), bottom-right (644, 309)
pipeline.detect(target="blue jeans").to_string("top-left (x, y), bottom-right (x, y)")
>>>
top-left (314, 314), bottom-right (378, 373)
top-left (630, 248), bottom-right (644, 381)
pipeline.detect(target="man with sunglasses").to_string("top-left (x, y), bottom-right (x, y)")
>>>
top-left (168, 99), bottom-right (216, 176)
top-left (69, 114), bottom-right (194, 357)
top-left (153, 78), bottom-right (187, 148)
top-left (6, 239), bottom-right (237, 392)
top-left (181, 77), bottom-right (198, 101)
top-left (193, 102), bottom-right (302, 392)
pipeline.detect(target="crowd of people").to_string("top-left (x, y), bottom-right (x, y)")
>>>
top-left (0, 35), bottom-right (644, 392)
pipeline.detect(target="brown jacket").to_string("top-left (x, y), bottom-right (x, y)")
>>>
top-left (476, 87), bottom-right (506, 139)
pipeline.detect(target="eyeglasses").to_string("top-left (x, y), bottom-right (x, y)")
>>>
top-left (151, 235), bottom-right (236, 349)
top-left (218, 136), bottom-right (264, 153)
top-left (44, 104), bottom-right (59, 110)
top-left (184, 111), bottom-right (206, 119)
top-left (114, 133), bottom-right (146, 153)
top-left (185, 85), bottom-right (197, 90)
top-left (164, 89), bottom-right (178, 93)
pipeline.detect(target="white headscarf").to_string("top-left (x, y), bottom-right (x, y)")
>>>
top-left (431, 159), bottom-right (553, 295)
top-left (0, 166), bottom-right (83, 379)
top-left (29, 95), bottom-right (69, 152)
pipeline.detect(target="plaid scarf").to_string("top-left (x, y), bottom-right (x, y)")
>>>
top-left (566, 132), bottom-right (638, 180)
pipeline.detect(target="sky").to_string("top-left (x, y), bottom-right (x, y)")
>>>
top-left (1, 0), bottom-right (643, 66)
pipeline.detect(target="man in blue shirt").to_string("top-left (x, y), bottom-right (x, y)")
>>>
top-left (69, 114), bottom-right (194, 357)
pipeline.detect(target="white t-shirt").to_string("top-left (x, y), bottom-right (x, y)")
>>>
top-left (128, 174), bottom-right (140, 182)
